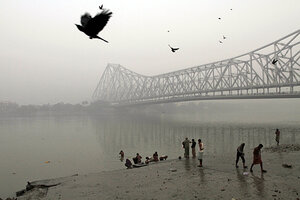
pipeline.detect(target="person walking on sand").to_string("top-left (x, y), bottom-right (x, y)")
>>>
top-left (182, 137), bottom-right (191, 158)
top-left (197, 139), bottom-right (204, 167)
top-left (250, 144), bottom-right (267, 173)
top-left (236, 143), bottom-right (247, 169)
top-left (191, 139), bottom-right (196, 158)
top-left (275, 129), bottom-right (280, 146)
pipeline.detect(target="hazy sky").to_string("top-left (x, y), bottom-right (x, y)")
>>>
top-left (0, 0), bottom-right (299, 105)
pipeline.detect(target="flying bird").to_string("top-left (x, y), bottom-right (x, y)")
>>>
top-left (99, 4), bottom-right (103, 10)
top-left (223, 35), bottom-right (226, 39)
top-left (75, 8), bottom-right (112, 43)
top-left (168, 44), bottom-right (179, 52)
top-left (272, 59), bottom-right (278, 65)
top-left (219, 40), bottom-right (223, 44)
top-left (230, 8), bottom-right (233, 10)
top-left (218, 17), bottom-right (221, 20)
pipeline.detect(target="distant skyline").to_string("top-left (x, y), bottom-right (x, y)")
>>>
top-left (0, 0), bottom-right (299, 104)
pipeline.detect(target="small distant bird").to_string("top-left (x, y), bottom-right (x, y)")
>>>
top-left (223, 35), bottom-right (226, 39)
top-left (167, 30), bottom-right (170, 32)
top-left (218, 17), bottom-right (221, 20)
top-left (230, 8), bottom-right (233, 10)
top-left (168, 44), bottom-right (179, 52)
top-left (272, 59), bottom-right (278, 65)
top-left (99, 4), bottom-right (103, 10)
top-left (219, 40), bottom-right (223, 44)
top-left (75, 8), bottom-right (112, 43)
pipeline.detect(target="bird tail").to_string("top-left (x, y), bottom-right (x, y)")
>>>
top-left (95, 36), bottom-right (109, 43)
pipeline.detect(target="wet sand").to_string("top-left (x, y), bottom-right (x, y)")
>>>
top-left (15, 146), bottom-right (300, 200)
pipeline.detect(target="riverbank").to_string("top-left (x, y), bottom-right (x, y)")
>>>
top-left (14, 145), bottom-right (300, 200)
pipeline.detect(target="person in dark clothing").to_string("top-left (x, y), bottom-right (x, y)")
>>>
top-left (191, 139), bottom-right (197, 158)
top-left (275, 129), bottom-right (280, 145)
top-left (235, 143), bottom-right (247, 168)
top-left (125, 159), bottom-right (132, 169)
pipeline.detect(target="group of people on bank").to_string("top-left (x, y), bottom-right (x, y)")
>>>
top-left (182, 128), bottom-right (281, 173)
top-left (182, 138), bottom-right (204, 167)
top-left (182, 137), bottom-right (267, 172)
top-left (120, 150), bottom-right (168, 169)
top-left (120, 129), bottom-right (280, 172)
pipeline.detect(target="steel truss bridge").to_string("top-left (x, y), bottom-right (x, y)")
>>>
top-left (93, 30), bottom-right (300, 106)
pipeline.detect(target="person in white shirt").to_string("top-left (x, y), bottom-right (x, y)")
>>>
top-left (197, 139), bottom-right (204, 167)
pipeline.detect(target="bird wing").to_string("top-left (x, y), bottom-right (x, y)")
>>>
top-left (81, 13), bottom-right (92, 27)
top-left (86, 9), bottom-right (112, 35)
top-left (173, 48), bottom-right (179, 51)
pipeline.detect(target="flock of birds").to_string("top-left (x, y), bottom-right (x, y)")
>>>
top-left (75, 5), bottom-right (280, 64)
top-left (217, 8), bottom-right (233, 44)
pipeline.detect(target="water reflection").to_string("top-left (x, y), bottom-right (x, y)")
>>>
top-left (251, 173), bottom-right (265, 197)
top-left (0, 114), bottom-right (299, 197)
top-left (235, 169), bottom-right (249, 193)
top-left (90, 115), bottom-right (300, 160)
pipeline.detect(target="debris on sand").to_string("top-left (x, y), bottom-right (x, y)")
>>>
top-left (282, 164), bottom-right (292, 168)
top-left (264, 144), bottom-right (300, 153)
top-left (169, 168), bottom-right (177, 172)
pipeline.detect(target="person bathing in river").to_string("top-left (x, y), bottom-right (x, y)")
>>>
top-left (132, 153), bottom-right (142, 164)
top-left (191, 139), bottom-right (196, 158)
top-left (153, 152), bottom-right (159, 162)
top-left (182, 137), bottom-right (191, 158)
top-left (250, 144), bottom-right (267, 173)
top-left (236, 143), bottom-right (247, 169)
top-left (119, 150), bottom-right (124, 158)
top-left (125, 159), bottom-right (132, 169)
top-left (136, 153), bottom-right (142, 163)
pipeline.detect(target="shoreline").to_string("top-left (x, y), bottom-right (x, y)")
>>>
top-left (13, 144), bottom-right (300, 200)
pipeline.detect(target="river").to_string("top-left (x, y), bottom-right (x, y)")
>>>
top-left (0, 110), bottom-right (300, 198)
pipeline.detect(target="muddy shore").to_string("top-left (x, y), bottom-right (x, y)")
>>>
top-left (11, 144), bottom-right (300, 200)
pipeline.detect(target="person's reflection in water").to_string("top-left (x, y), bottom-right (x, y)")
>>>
top-left (235, 169), bottom-right (249, 195)
top-left (251, 173), bottom-right (265, 197)
top-left (198, 166), bottom-right (206, 184)
top-left (184, 157), bottom-right (191, 171)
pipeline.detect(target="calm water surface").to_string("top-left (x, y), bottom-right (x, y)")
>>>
top-left (0, 114), bottom-right (299, 198)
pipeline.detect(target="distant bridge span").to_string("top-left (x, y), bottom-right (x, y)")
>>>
top-left (93, 30), bottom-right (300, 106)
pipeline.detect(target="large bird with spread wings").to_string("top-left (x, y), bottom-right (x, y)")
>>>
top-left (75, 8), bottom-right (112, 43)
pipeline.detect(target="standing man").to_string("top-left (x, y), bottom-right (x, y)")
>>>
top-left (197, 139), bottom-right (204, 167)
top-left (182, 137), bottom-right (191, 158)
top-left (191, 139), bottom-right (197, 158)
top-left (275, 129), bottom-right (280, 146)
top-left (250, 144), bottom-right (267, 173)
top-left (236, 143), bottom-right (247, 168)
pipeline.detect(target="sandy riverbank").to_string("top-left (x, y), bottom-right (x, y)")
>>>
top-left (12, 145), bottom-right (300, 200)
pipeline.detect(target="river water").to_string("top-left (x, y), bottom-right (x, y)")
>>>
top-left (0, 111), bottom-right (300, 198)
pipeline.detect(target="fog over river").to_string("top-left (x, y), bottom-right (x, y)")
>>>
top-left (0, 99), bottom-right (300, 198)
